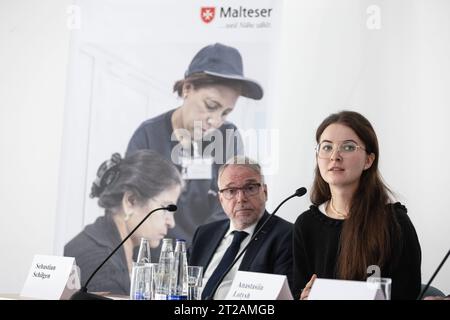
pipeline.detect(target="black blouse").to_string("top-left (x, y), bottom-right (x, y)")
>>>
top-left (293, 202), bottom-right (422, 300)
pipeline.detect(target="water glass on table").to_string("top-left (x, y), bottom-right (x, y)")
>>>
top-left (367, 277), bottom-right (392, 300)
top-left (187, 265), bottom-right (203, 300)
top-left (130, 262), bottom-right (157, 300)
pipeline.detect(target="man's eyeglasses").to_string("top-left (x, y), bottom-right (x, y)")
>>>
top-left (315, 141), bottom-right (366, 159)
top-left (218, 183), bottom-right (262, 200)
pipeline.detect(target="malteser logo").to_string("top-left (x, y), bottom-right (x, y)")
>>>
top-left (200, 6), bottom-right (273, 29)
top-left (201, 7), bottom-right (215, 23)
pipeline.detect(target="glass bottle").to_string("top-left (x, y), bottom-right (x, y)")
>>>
top-left (168, 239), bottom-right (188, 300)
top-left (154, 238), bottom-right (173, 300)
top-left (136, 238), bottom-right (151, 263)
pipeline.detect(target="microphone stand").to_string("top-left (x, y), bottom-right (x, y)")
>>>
top-left (70, 205), bottom-right (177, 300)
top-left (205, 187), bottom-right (307, 300)
top-left (417, 248), bottom-right (449, 300)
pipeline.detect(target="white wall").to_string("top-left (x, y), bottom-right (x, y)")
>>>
top-left (0, 0), bottom-right (71, 293)
top-left (0, 0), bottom-right (448, 295)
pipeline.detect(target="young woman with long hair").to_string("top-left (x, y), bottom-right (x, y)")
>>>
top-left (293, 111), bottom-right (421, 300)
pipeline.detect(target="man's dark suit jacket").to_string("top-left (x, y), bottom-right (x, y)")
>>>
top-left (188, 211), bottom-right (294, 292)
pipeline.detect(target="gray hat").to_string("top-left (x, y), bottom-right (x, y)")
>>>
top-left (185, 43), bottom-right (264, 100)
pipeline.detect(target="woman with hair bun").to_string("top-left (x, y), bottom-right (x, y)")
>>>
top-left (64, 150), bottom-right (183, 295)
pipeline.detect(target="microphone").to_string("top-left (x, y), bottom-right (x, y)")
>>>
top-left (205, 187), bottom-right (307, 300)
top-left (70, 204), bottom-right (178, 300)
top-left (417, 248), bottom-right (449, 300)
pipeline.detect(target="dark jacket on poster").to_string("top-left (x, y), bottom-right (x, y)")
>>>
top-left (126, 109), bottom-right (243, 259)
top-left (64, 215), bottom-right (130, 295)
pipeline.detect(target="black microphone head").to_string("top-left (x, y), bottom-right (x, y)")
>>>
top-left (295, 187), bottom-right (307, 197)
top-left (166, 204), bottom-right (177, 212)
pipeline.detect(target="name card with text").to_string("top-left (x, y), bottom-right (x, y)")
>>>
top-left (308, 278), bottom-right (381, 300)
top-left (20, 255), bottom-right (80, 300)
top-left (225, 271), bottom-right (293, 300)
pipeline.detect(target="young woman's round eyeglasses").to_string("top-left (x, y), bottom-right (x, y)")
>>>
top-left (315, 141), bottom-right (366, 159)
top-left (219, 183), bottom-right (262, 200)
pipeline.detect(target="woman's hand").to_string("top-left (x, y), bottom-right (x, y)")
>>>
top-left (300, 274), bottom-right (317, 300)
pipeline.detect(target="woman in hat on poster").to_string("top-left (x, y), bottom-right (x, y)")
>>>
top-left (126, 43), bottom-right (264, 256)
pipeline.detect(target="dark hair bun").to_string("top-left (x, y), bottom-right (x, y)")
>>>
top-left (90, 153), bottom-right (122, 198)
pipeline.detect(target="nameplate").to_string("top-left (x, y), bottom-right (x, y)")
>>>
top-left (20, 255), bottom-right (80, 300)
top-left (308, 278), bottom-right (382, 300)
top-left (225, 271), bottom-right (293, 300)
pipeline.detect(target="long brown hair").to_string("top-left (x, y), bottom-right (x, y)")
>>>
top-left (311, 111), bottom-right (398, 280)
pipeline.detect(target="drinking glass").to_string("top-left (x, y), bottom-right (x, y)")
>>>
top-left (187, 265), bottom-right (203, 300)
top-left (367, 277), bottom-right (392, 300)
top-left (130, 262), bottom-right (152, 300)
top-left (148, 263), bottom-right (160, 300)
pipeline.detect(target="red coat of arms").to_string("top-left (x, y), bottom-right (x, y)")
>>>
top-left (201, 7), bottom-right (215, 24)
